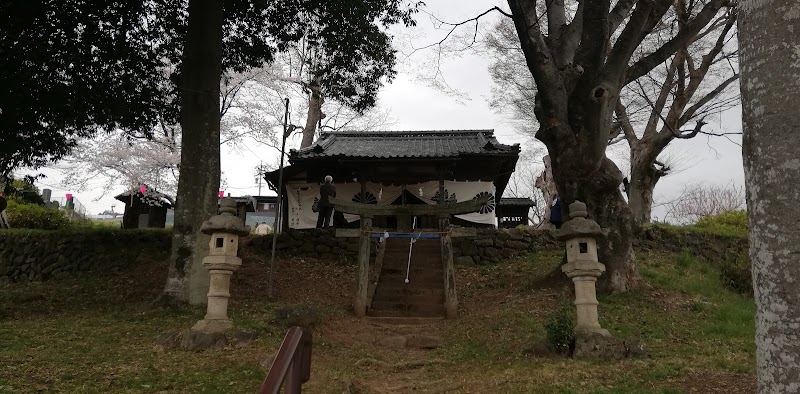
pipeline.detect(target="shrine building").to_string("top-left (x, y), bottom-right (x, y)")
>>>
top-left (265, 129), bottom-right (521, 231)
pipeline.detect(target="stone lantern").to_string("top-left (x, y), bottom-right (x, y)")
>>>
top-left (192, 197), bottom-right (251, 334)
top-left (555, 201), bottom-right (609, 336)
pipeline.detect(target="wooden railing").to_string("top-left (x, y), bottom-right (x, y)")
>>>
top-left (259, 327), bottom-right (313, 394)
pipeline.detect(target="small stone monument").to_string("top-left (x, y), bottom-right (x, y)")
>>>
top-left (192, 197), bottom-right (251, 334)
top-left (555, 200), bottom-right (609, 337)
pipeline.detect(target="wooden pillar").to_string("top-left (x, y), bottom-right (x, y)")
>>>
top-left (354, 214), bottom-right (373, 317)
top-left (439, 214), bottom-right (458, 319)
top-left (359, 178), bottom-right (367, 203)
top-left (367, 239), bottom-right (387, 308)
top-left (438, 166), bottom-right (446, 205)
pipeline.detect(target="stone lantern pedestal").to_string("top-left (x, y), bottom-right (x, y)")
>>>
top-left (555, 201), bottom-right (610, 337)
top-left (191, 197), bottom-right (250, 334)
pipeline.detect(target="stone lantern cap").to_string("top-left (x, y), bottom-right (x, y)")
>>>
top-left (554, 201), bottom-right (607, 241)
top-left (201, 197), bottom-right (251, 236)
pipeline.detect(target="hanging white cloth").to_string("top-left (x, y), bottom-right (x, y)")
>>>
top-left (285, 182), bottom-right (320, 229)
top-left (285, 180), bottom-right (496, 228)
top-left (445, 181), bottom-right (496, 225)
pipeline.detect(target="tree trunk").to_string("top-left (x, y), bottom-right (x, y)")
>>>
top-left (300, 76), bottom-right (323, 148)
top-left (535, 155), bottom-right (558, 227)
top-left (628, 149), bottom-right (659, 228)
top-left (739, 1), bottom-right (800, 391)
top-left (628, 180), bottom-right (654, 226)
top-left (156, 0), bottom-right (223, 306)
top-left (553, 154), bottom-right (639, 293)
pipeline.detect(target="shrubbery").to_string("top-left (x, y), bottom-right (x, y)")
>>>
top-left (695, 210), bottom-right (747, 236)
top-left (5, 200), bottom-right (73, 230)
top-left (687, 211), bottom-right (752, 296)
top-left (544, 301), bottom-right (575, 354)
top-left (719, 248), bottom-right (753, 296)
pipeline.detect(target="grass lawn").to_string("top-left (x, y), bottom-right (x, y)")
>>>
top-left (0, 246), bottom-right (755, 393)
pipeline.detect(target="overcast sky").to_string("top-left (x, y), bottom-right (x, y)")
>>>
top-left (30, 0), bottom-right (744, 220)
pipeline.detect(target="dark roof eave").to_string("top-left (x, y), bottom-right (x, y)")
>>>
top-left (289, 152), bottom-right (520, 163)
top-left (290, 129), bottom-right (520, 161)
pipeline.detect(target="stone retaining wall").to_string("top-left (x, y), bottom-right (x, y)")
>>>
top-left (242, 227), bottom-right (561, 264)
top-left (0, 229), bottom-right (170, 282)
top-left (0, 227), bottom-right (562, 282)
top-left (242, 228), bottom-right (366, 262)
top-left (452, 228), bottom-right (560, 264)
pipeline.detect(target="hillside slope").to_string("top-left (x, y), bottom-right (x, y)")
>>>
top-left (0, 230), bottom-right (754, 393)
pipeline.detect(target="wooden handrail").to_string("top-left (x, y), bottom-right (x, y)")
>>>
top-left (259, 327), bottom-right (313, 394)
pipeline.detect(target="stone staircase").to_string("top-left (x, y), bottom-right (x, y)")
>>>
top-left (368, 238), bottom-right (446, 319)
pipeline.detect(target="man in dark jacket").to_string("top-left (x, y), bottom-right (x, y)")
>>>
top-left (549, 195), bottom-right (562, 229)
top-left (316, 175), bottom-right (336, 228)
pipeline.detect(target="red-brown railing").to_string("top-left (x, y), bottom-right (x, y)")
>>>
top-left (259, 327), bottom-right (313, 394)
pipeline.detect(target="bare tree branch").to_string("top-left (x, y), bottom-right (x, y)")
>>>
top-left (643, 54), bottom-right (680, 137)
top-left (410, 7), bottom-right (512, 54)
top-left (573, 0), bottom-right (611, 78)
top-left (615, 100), bottom-right (639, 149)
top-left (608, 0), bottom-right (638, 33)
top-left (679, 74), bottom-right (739, 125)
top-left (602, 0), bottom-right (657, 86)
top-left (626, 0), bottom-right (729, 85)
top-left (558, 0), bottom-right (584, 65)
top-left (507, 0), bottom-right (567, 144)
top-left (547, 0), bottom-right (567, 45)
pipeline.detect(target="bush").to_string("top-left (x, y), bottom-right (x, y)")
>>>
top-left (695, 210), bottom-right (748, 235)
top-left (719, 250), bottom-right (753, 296)
top-left (544, 301), bottom-right (575, 353)
top-left (4, 200), bottom-right (72, 230)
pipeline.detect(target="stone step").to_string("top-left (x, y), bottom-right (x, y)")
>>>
top-left (379, 266), bottom-right (443, 276)
top-left (371, 293), bottom-right (445, 304)
top-left (378, 274), bottom-right (443, 286)
top-left (382, 258), bottom-right (439, 263)
top-left (368, 309), bottom-right (445, 318)
top-left (384, 245), bottom-right (440, 251)
top-left (370, 301), bottom-right (445, 314)
top-left (382, 253), bottom-right (440, 258)
top-left (382, 256), bottom-right (441, 263)
top-left (384, 240), bottom-right (440, 251)
top-left (374, 282), bottom-right (442, 292)
top-left (365, 316), bottom-right (444, 325)
top-left (383, 252), bottom-right (440, 259)
top-left (374, 286), bottom-right (445, 297)
top-left (373, 238), bottom-right (445, 319)
top-left (383, 249), bottom-right (440, 255)
top-left (380, 265), bottom-right (443, 273)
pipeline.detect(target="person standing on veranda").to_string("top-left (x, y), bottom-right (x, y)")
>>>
top-left (316, 175), bottom-right (336, 229)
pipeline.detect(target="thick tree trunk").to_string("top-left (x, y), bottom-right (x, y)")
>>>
top-left (739, 1), bottom-right (800, 391)
top-left (300, 76), bottom-right (323, 149)
top-left (628, 181), bottom-right (654, 225)
top-left (628, 151), bottom-right (659, 228)
top-left (554, 154), bottom-right (639, 293)
top-left (156, 0), bottom-right (223, 306)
